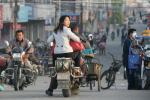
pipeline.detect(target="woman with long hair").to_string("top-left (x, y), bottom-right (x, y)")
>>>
top-left (46, 15), bottom-right (81, 96)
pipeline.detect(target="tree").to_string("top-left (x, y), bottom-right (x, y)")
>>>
top-left (108, 0), bottom-right (124, 25)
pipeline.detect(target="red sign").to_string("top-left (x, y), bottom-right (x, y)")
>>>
top-left (12, 23), bottom-right (22, 30)
top-left (0, 5), bottom-right (3, 29)
top-left (69, 15), bottom-right (80, 23)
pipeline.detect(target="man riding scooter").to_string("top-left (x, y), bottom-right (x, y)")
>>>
top-left (6, 30), bottom-right (38, 89)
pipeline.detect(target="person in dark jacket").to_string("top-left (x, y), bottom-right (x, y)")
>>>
top-left (122, 28), bottom-right (137, 90)
top-left (71, 23), bottom-right (91, 49)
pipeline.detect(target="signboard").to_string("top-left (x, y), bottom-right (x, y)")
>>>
top-left (62, 13), bottom-right (80, 24)
top-left (25, 4), bottom-right (34, 20)
top-left (17, 5), bottom-right (28, 22)
top-left (0, 5), bottom-right (3, 29)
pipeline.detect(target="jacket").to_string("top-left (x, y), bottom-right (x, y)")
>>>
top-left (47, 26), bottom-right (80, 54)
top-left (122, 37), bottom-right (132, 68)
top-left (9, 38), bottom-right (33, 54)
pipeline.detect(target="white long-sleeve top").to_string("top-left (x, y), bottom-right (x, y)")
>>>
top-left (47, 26), bottom-right (80, 54)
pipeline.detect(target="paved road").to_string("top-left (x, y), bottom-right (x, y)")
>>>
top-left (0, 23), bottom-right (150, 100)
top-left (0, 76), bottom-right (150, 100)
top-left (130, 23), bottom-right (147, 34)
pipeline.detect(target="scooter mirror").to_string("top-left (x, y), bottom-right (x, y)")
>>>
top-left (28, 41), bottom-right (32, 46)
top-left (4, 40), bottom-right (9, 47)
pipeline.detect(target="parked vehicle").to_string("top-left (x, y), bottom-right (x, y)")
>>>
top-left (100, 52), bottom-right (122, 89)
top-left (140, 36), bottom-right (150, 89)
top-left (81, 48), bottom-right (102, 91)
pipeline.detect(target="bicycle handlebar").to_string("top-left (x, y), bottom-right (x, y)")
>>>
top-left (108, 52), bottom-right (116, 61)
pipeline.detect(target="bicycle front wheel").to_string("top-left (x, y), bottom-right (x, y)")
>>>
top-left (100, 70), bottom-right (115, 89)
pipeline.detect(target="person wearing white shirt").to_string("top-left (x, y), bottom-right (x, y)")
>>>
top-left (46, 15), bottom-right (81, 96)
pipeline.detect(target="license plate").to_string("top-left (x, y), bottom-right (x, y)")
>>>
top-left (57, 72), bottom-right (70, 80)
top-left (13, 53), bottom-right (21, 59)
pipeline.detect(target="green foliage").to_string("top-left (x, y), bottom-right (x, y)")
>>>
top-left (108, 0), bottom-right (124, 25)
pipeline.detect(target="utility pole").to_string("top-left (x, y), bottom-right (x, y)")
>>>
top-left (58, 0), bottom-right (61, 22)
top-left (13, 0), bottom-right (19, 36)
top-left (80, 2), bottom-right (83, 34)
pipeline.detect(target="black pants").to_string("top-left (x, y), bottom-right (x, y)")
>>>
top-left (126, 68), bottom-right (141, 90)
top-left (48, 52), bottom-right (81, 91)
top-left (127, 69), bottom-right (136, 90)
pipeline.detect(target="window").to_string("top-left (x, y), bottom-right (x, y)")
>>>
top-left (25, 0), bottom-right (34, 3)
top-left (0, 0), bottom-right (8, 3)
top-left (25, 0), bottom-right (51, 4)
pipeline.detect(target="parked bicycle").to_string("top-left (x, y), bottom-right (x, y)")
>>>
top-left (100, 52), bottom-right (122, 89)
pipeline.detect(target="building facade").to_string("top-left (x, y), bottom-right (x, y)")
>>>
top-left (0, 0), bottom-right (55, 41)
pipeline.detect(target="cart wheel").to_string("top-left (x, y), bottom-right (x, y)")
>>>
top-left (97, 68), bottom-right (101, 91)
top-left (98, 78), bottom-right (100, 91)
top-left (90, 81), bottom-right (93, 90)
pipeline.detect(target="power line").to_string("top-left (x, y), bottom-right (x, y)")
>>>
top-left (0, 0), bottom-right (51, 4)
top-left (52, 0), bottom-right (125, 4)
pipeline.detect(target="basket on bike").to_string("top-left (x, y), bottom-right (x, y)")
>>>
top-left (86, 63), bottom-right (102, 75)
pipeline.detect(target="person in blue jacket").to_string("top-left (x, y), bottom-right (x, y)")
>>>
top-left (122, 28), bottom-right (138, 90)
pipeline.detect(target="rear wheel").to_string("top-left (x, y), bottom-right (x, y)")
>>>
top-left (71, 88), bottom-right (80, 95)
top-left (143, 70), bottom-right (150, 90)
top-left (144, 80), bottom-right (150, 90)
top-left (62, 89), bottom-right (71, 97)
top-left (89, 81), bottom-right (93, 90)
top-left (97, 72), bottom-right (101, 91)
top-left (100, 70), bottom-right (115, 89)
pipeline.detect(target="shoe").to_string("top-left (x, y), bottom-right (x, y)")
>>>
top-left (8, 79), bottom-right (13, 85)
top-left (19, 86), bottom-right (24, 91)
top-left (45, 90), bottom-right (53, 96)
top-left (80, 82), bottom-right (86, 87)
top-left (0, 85), bottom-right (4, 91)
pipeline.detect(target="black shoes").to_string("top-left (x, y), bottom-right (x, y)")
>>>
top-left (45, 89), bottom-right (53, 96)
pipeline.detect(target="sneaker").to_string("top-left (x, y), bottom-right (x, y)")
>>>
top-left (19, 86), bottom-right (24, 91)
top-left (45, 90), bottom-right (53, 96)
top-left (0, 85), bottom-right (4, 91)
top-left (80, 83), bottom-right (86, 87)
